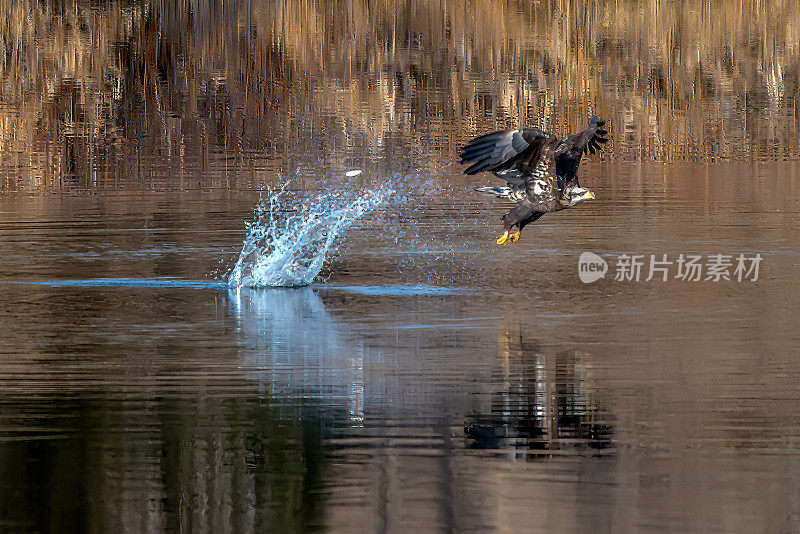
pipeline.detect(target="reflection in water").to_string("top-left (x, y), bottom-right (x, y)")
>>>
top-left (0, 285), bottom-right (334, 533)
top-left (2, 0), bottom-right (800, 531)
top-left (2, 0), bottom-right (798, 191)
top-left (0, 380), bottom-right (330, 533)
top-left (230, 287), bottom-right (365, 424)
top-left (465, 321), bottom-right (611, 453)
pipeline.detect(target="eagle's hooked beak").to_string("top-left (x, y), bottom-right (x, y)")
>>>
top-left (586, 191), bottom-right (596, 200)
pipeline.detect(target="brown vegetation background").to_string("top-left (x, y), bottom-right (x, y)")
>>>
top-left (1, 0), bottom-right (798, 191)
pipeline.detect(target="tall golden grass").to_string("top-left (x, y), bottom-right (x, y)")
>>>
top-left (1, 0), bottom-right (797, 190)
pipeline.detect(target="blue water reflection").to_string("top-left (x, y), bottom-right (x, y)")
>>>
top-left (230, 286), bottom-right (365, 424)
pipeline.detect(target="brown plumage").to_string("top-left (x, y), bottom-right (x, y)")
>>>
top-left (460, 116), bottom-right (608, 244)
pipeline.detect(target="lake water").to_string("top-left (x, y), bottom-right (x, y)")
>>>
top-left (1, 1), bottom-right (799, 532)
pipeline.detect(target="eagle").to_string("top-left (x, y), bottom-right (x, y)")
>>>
top-left (460, 116), bottom-right (608, 244)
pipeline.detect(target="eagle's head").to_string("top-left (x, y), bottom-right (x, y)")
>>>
top-left (567, 187), bottom-right (596, 207)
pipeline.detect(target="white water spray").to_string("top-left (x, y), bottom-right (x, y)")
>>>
top-left (227, 182), bottom-right (393, 288)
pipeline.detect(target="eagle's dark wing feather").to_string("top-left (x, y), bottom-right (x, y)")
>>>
top-left (459, 128), bottom-right (557, 187)
top-left (555, 116), bottom-right (608, 189)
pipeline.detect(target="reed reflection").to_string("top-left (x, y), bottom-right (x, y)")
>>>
top-left (0, 381), bottom-right (331, 533)
top-left (0, 285), bottom-right (334, 533)
top-left (465, 320), bottom-right (611, 454)
top-left (2, 0), bottom-right (797, 191)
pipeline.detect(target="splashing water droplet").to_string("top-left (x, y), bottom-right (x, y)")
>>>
top-left (227, 183), bottom-right (393, 288)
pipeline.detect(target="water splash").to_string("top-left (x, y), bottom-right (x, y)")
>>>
top-left (227, 183), bottom-right (393, 288)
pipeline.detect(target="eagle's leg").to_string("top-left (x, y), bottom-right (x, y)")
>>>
top-left (498, 202), bottom-right (535, 245)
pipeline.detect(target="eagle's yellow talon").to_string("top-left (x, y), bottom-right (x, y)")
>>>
top-left (508, 231), bottom-right (521, 243)
top-left (496, 231), bottom-right (509, 245)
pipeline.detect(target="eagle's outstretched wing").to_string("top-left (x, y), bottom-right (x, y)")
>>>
top-left (555, 116), bottom-right (608, 189)
top-left (459, 128), bottom-right (559, 188)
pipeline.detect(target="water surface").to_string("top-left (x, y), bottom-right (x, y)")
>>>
top-left (1, 1), bottom-right (800, 532)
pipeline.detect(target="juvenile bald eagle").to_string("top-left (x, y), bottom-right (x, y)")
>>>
top-left (460, 116), bottom-right (608, 244)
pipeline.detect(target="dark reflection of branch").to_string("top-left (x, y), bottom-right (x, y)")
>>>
top-left (465, 320), bottom-right (611, 454)
top-left (0, 288), bottom-right (352, 532)
top-left (0, 386), bottom-right (330, 532)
